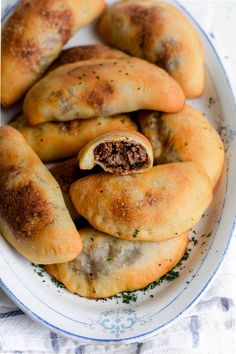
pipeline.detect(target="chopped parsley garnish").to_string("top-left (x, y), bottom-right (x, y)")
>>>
top-left (132, 229), bottom-right (140, 237)
top-left (31, 263), bottom-right (45, 278)
top-left (115, 292), bottom-right (138, 304)
top-left (164, 270), bottom-right (180, 281)
top-left (182, 250), bottom-right (190, 261)
top-left (98, 247), bottom-right (192, 304)
top-left (208, 97), bottom-right (216, 108)
top-left (191, 236), bottom-right (198, 246)
top-left (201, 231), bottom-right (212, 238)
top-left (51, 277), bottom-right (65, 289)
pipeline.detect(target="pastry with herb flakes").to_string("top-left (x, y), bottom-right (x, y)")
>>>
top-left (138, 105), bottom-right (224, 188)
top-left (10, 113), bottom-right (137, 162)
top-left (0, 126), bottom-right (82, 264)
top-left (45, 227), bottom-right (188, 298)
top-left (98, 0), bottom-right (204, 97)
top-left (1, 0), bottom-right (106, 106)
top-left (23, 57), bottom-right (185, 125)
top-left (70, 162), bottom-right (212, 242)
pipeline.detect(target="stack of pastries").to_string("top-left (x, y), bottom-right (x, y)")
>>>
top-left (0, 0), bottom-right (224, 299)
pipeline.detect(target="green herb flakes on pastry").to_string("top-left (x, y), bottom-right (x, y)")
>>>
top-left (23, 57), bottom-right (185, 125)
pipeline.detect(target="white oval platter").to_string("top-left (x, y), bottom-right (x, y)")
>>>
top-left (1, 0), bottom-right (236, 344)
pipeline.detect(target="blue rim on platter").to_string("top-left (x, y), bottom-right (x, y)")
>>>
top-left (1, 0), bottom-right (236, 343)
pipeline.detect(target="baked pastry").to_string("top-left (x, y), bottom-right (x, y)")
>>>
top-left (98, 0), bottom-right (204, 98)
top-left (138, 105), bottom-right (224, 188)
top-left (50, 158), bottom-right (86, 220)
top-left (0, 126), bottom-right (82, 264)
top-left (70, 162), bottom-right (212, 242)
top-left (10, 113), bottom-right (137, 162)
top-left (78, 130), bottom-right (153, 175)
top-left (1, 0), bottom-right (106, 107)
top-left (45, 227), bottom-right (188, 298)
top-left (48, 44), bottom-right (128, 72)
top-left (23, 57), bottom-right (185, 125)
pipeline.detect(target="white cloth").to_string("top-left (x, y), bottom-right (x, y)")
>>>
top-left (0, 1), bottom-right (236, 353)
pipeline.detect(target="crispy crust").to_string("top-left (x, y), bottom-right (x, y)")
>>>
top-left (45, 228), bottom-right (189, 298)
top-left (78, 130), bottom-right (153, 174)
top-left (23, 57), bottom-right (185, 125)
top-left (98, 0), bottom-right (204, 98)
top-left (10, 113), bottom-right (137, 162)
top-left (0, 126), bottom-right (82, 264)
top-left (138, 105), bottom-right (225, 188)
top-left (48, 44), bottom-right (128, 72)
top-left (1, 0), bottom-right (106, 107)
top-left (70, 162), bottom-right (212, 242)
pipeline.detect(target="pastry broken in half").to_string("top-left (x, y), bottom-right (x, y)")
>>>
top-left (78, 131), bottom-right (153, 175)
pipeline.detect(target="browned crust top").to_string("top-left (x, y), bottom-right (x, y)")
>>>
top-left (128, 4), bottom-right (162, 56)
top-left (2, 0), bottom-right (73, 72)
top-left (49, 45), bottom-right (128, 71)
top-left (0, 164), bottom-right (53, 239)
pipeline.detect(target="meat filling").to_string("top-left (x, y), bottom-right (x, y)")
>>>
top-left (94, 141), bottom-right (148, 173)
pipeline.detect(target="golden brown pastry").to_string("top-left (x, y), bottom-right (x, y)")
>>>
top-left (49, 158), bottom-right (86, 220)
top-left (10, 113), bottom-right (137, 162)
top-left (23, 57), bottom-right (185, 125)
top-left (1, 0), bottom-right (106, 107)
top-left (48, 44), bottom-right (128, 71)
top-left (138, 105), bottom-right (225, 188)
top-left (0, 126), bottom-right (82, 264)
top-left (98, 0), bottom-right (204, 98)
top-left (45, 227), bottom-right (188, 298)
top-left (78, 130), bottom-right (153, 175)
top-left (70, 162), bottom-right (212, 242)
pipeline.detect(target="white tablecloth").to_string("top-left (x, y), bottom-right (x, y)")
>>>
top-left (0, 1), bottom-right (236, 353)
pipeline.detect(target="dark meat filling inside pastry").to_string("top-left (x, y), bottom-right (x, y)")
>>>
top-left (94, 141), bottom-right (148, 173)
